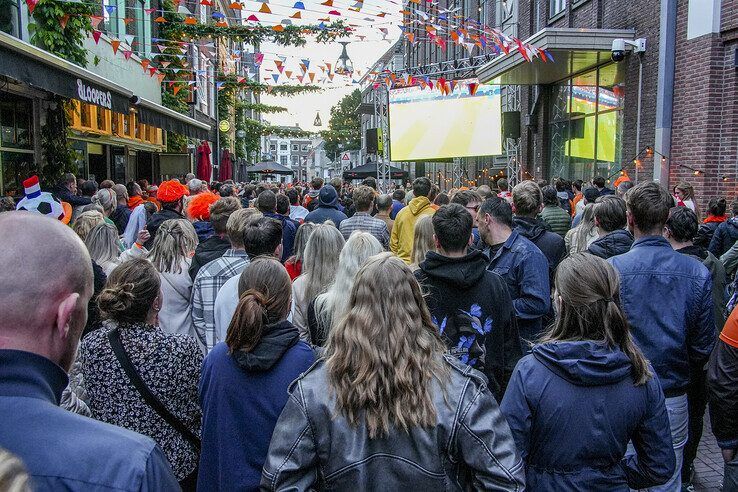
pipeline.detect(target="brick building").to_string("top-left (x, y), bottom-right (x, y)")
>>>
top-left (399, 0), bottom-right (737, 208)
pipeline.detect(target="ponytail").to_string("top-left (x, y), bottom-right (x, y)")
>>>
top-left (226, 290), bottom-right (269, 353)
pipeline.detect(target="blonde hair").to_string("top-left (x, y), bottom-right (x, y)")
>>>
top-left (512, 180), bottom-right (543, 217)
top-left (148, 219), bottom-right (198, 274)
top-left (91, 188), bottom-right (116, 216)
top-left (301, 223), bottom-right (345, 305)
top-left (226, 208), bottom-right (262, 249)
top-left (572, 203), bottom-right (597, 254)
top-left (85, 222), bottom-right (121, 265)
top-left (410, 215), bottom-right (436, 267)
top-left (72, 210), bottom-right (105, 241)
top-left (313, 232), bottom-right (384, 343)
top-left (0, 449), bottom-right (31, 492)
top-left (292, 222), bottom-right (318, 263)
top-left (326, 253), bottom-right (447, 438)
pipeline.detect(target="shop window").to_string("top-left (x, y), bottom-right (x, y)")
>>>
top-left (550, 0), bottom-right (565, 17)
top-left (548, 66), bottom-right (624, 182)
top-left (80, 103), bottom-right (92, 127)
top-left (0, 96), bottom-right (32, 149)
top-left (96, 107), bottom-right (107, 131)
top-left (122, 114), bottom-right (130, 135)
top-left (0, 0), bottom-right (20, 37)
top-left (0, 151), bottom-right (35, 197)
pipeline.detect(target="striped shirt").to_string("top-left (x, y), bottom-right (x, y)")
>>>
top-left (339, 212), bottom-right (390, 249)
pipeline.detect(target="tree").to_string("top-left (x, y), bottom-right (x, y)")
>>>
top-left (322, 89), bottom-right (362, 158)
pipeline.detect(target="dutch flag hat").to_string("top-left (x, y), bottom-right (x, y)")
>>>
top-left (16, 175), bottom-right (67, 221)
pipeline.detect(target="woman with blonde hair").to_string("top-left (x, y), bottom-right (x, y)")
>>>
top-left (409, 214), bottom-right (436, 269)
top-left (308, 231), bottom-right (383, 346)
top-left (90, 188), bottom-right (117, 222)
top-left (72, 210), bottom-right (105, 242)
top-left (84, 222), bottom-right (147, 275)
top-left (500, 253), bottom-right (674, 490)
top-left (263, 253), bottom-right (525, 490)
top-left (291, 223), bottom-right (345, 342)
top-left (199, 257), bottom-right (314, 491)
top-left (674, 181), bottom-right (699, 217)
top-left (564, 203), bottom-right (598, 254)
top-left (148, 219), bottom-right (201, 349)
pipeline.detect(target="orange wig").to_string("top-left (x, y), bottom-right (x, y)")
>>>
top-left (187, 191), bottom-right (219, 221)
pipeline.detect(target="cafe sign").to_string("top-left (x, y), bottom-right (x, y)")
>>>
top-left (77, 78), bottom-right (113, 109)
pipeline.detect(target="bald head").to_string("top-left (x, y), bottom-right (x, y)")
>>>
top-left (0, 213), bottom-right (93, 369)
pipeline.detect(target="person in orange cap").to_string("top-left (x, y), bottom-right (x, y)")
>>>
top-left (144, 179), bottom-right (190, 248)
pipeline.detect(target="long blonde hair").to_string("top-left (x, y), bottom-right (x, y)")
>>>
top-left (410, 215), bottom-right (436, 267)
top-left (572, 203), bottom-right (597, 253)
top-left (85, 222), bottom-right (121, 265)
top-left (72, 210), bottom-right (105, 242)
top-left (301, 223), bottom-right (345, 305)
top-left (326, 252), bottom-right (447, 438)
top-left (148, 219), bottom-right (198, 274)
top-left (313, 232), bottom-right (383, 343)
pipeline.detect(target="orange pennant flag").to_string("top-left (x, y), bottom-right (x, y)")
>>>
top-left (173, 85), bottom-right (182, 95)
top-left (229, 2), bottom-right (242, 8)
top-left (157, 73), bottom-right (165, 83)
top-left (141, 59), bottom-right (150, 70)
top-left (123, 17), bottom-right (134, 24)
top-left (154, 16), bottom-right (166, 22)
top-left (290, 10), bottom-right (301, 18)
top-left (59, 14), bottom-right (70, 29)
top-left (184, 16), bottom-right (197, 24)
top-left (111, 39), bottom-right (121, 54)
top-left (308, 72), bottom-right (315, 82)
top-left (285, 70), bottom-right (293, 78)
top-left (321, 0), bottom-right (332, 4)
top-left (272, 24), bottom-right (284, 31)
top-left (404, 32), bottom-right (415, 43)
top-left (216, 20), bottom-right (227, 26)
top-left (259, 2), bottom-right (271, 13)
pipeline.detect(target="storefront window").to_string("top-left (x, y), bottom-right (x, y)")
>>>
top-left (548, 65), bottom-right (624, 182)
top-left (0, 95), bottom-right (34, 196)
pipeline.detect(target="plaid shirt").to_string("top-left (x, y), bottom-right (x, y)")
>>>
top-left (191, 249), bottom-right (249, 352)
top-left (339, 212), bottom-right (390, 249)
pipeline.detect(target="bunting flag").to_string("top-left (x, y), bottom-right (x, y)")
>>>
top-left (467, 82), bottom-right (479, 96)
top-left (59, 14), bottom-right (70, 29)
top-left (92, 30), bottom-right (102, 44)
top-left (104, 5), bottom-right (116, 14)
top-left (157, 73), bottom-right (166, 83)
top-left (320, 0), bottom-right (333, 5)
top-left (301, 59), bottom-right (310, 69)
top-left (111, 39), bottom-right (121, 54)
top-left (328, 10), bottom-right (340, 15)
top-left (290, 11), bottom-right (301, 18)
top-left (90, 15), bottom-right (104, 28)
top-left (229, 2), bottom-right (242, 8)
top-left (26, 0), bottom-right (38, 14)
top-left (173, 85), bottom-right (182, 95)
top-left (124, 34), bottom-right (135, 46)
top-left (144, 7), bottom-right (156, 13)
top-left (141, 59), bottom-right (150, 70)
top-left (272, 24), bottom-right (284, 31)
top-left (154, 16), bottom-right (166, 22)
top-left (272, 73), bottom-right (279, 82)
top-left (184, 16), bottom-right (197, 24)
top-left (160, 61), bottom-right (171, 68)
top-left (149, 67), bottom-right (157, 76)
top-left (308, 72), bottom-right (315, 82)
top-left (259, 2), bottom-right (271, 13)
top-left (123, 50), bottom-right (133, 60)
top-left (123, 17), bottom-right (134, 25)
top-left (285, 70), bottom-right (293, 78)
top-left (246, 14), bottom-right (258, 21)
top-left (254, 52), bottom-right (264, 65)
top-left (292, 1), bottom-right (305, 7)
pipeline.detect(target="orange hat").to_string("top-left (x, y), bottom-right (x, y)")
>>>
top-left (157, 179), bottom-right (190, 203)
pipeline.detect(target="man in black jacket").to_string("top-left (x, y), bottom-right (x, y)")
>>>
top-left (188, 196), bottom-right (242, 280)
top-left (587, 195), bottom-right (634, 259)
top-left (52, 172), bottom-right (91, 207)
top-left (415, 203), bottom-right (521, 398)
top-left (709, 200), bottom-right (738, 257)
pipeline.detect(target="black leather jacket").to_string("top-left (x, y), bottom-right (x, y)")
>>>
top-left (261, 356), bottom-right (525, 491)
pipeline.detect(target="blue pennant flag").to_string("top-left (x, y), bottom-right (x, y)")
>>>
top-left (293, 1), bottom-right (305, 8)
top-left (272, 73), bottom-right (279, 83)
top-left (301, 59), bottom-right (310, 69)
top-left (104, 5), bottom-right (117, 13)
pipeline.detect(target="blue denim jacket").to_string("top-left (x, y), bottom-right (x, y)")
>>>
top-left (487, 230), bottom-right (551, 345)
top-left (609, 236), bottom-right (716, 394)
top-left (0, 350), bottom-right (179, 491)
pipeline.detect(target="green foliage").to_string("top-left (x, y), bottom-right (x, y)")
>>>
top-left (236, 102), bottom-right (288, 114)
top-left (40, 96), bottom-right (77, 185)
top-left (174, 21), bottom-right (349, 46)
top-left (322, 89), bottom-right (361, 157)
top-left (28, 0), bottom-right (94, 67)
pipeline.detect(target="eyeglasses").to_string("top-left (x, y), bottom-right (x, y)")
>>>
top-left (466, 204), bottom-right (480, 213)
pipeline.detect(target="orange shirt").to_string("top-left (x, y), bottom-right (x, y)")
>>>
top-left (721, 308), bottom-right (738, 348)
top-left (127, 195), bottom-right (144, 210)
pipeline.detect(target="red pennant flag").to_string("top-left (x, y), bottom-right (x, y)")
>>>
top-left (26, 0), bottom-right (38, 15)
top-left (123, 50), bottom-right (133, 60)
top-left (141, 59), bottom-right (150, 70)
top-left (92, 30), bottom-right (102, 44)
top-left (111, 39), bottom-right (121, 54)
top-left (468, 82), bottom-right (479, 96)
top-left (144, 7), bottom-right (155, 13)
top-left (246, 14), bottom-right (258, 21)
top-left (325, 62), bottom-right (332, 72)
top-left (59, 14), bottom-right (70, 29)
top-left (237, 76), bottom-right (245, 83)
top-left (328, 9), bottom-right (340, 15)
top-left (149, 67), bottom-right (157, 76)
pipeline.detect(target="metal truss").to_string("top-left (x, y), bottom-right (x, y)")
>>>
top-left (373, 85), bottom-right (392, 192)
top-left (503, 84), bottom-right (522, 185)
top-left (405, 54), bottom-right (499, 79)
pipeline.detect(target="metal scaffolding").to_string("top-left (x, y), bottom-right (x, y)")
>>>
top-left (373, 84), bottom-right (392, 192)
top-left (503, 84), bottom-right (522, 186)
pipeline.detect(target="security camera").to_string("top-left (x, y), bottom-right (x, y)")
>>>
top-left (611, 38), bottom-right (647, 62)
top-left (129, 95), bottom-right (141, 105)
top-left (611, 39), bottom-right (626, 62)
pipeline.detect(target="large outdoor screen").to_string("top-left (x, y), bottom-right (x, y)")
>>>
top-left (388, 81), bottom-right (502, 161)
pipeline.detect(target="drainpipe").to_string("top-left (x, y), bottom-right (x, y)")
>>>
top-left (652, 0), bottom-right (677, 185)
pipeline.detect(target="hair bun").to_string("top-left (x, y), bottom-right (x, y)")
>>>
top-left (98, 282), bottom-right (136, 320)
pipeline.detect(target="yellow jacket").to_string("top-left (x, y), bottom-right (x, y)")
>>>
top-left (390, 195), bottom-right (435, 263)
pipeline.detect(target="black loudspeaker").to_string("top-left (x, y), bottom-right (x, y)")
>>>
top-left (366, 128), bottom-right (379, 153)
top-left (502, 111), bottom-right (520, 139)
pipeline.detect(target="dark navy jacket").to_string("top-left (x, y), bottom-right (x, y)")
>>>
top-left (501, 341), bottom-right (675, 491)
top-left (708, 217), bottom-right (738, 257)
top-left (610, 236), bottom-right (716, 395)
top-left (304, 205), bottom-right (348, 228)
top-left (587, 229), bottom-right (634, 259)
top-left (513, 216), bottom-right (565, 281)
top-left (486, 230), bottom-right (550, 347)
top-left (263, 211), bottom-right (297, 263)
top-left (0, 349), bottom-right (178, 491)
top-left (198, 325), bottom-right (315, 492)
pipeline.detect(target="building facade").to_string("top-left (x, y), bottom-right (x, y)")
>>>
top-left (261, 126), bottom-right (312, 182)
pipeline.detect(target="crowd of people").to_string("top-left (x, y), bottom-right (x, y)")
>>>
top-left (1, 169), bottom-right (738, 492)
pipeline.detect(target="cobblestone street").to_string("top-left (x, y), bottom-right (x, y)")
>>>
top-left (694, 418), bottom-right (724, 491)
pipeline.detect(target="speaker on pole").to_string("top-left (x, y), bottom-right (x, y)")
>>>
top-left (502, 111), bottom-right (521, 139)
top-left (365, 128), bottom-right (379, 154)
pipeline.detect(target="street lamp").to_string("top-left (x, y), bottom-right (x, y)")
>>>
top-left (334, 42), bottom-right (353, 75)
top-left (313, 111), bottom-right (322, 127)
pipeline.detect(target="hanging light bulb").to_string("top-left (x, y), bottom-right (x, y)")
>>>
top-left (313, 111), bottom-right (322, 127)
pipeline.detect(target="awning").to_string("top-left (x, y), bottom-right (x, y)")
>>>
top-left (0, 31), bottom-right (132, 113)
top-left (247, 161), bottom-right (294, 175)
top-left (343, 162), bottom-right (408, 180)
top-left (0, 31), bottom-right (210, 140)
top-left (137, 99), bottom-right (209, 141)
top-left (476, 28), bottom-right (636, 85)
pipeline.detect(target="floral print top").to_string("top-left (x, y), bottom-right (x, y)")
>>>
top-left (78, 322), bottom-right (203, 480)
